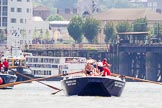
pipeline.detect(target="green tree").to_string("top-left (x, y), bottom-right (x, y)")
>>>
top-left (44, 29), bottom-right (50, 39)
top-left (116, 21), bottom-right (131, 33)
top-left (33, 28), bottom-right (39, 39)
top-left (116, 21), bottom-right (131, 40)
top-left (67, 15), bottom-right (83, 43)
top-left (46, 15), bottom-right (65, 21)
top-left (132, 18), bottom-right (148, 32)
top-left (104, 22), bottom-right (115, 43)
top-left (153, 23), bottom-right (162, 37)
top-left (82, 17), bottom-right (100, 43)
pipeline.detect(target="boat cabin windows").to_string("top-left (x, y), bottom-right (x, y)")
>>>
top-left (26, 57), bottom-right (60, 64)
top-left (8, 59), bottom-right (13, 67)
top-left (59, 65), bottom-right (68, 69)
top-left (33, 70), bottom-right (51, 75)
top-left (22, 60), bottom-right (26, 66)
top-left (28, 63), bottom-right (58, 69)
top-left (52, 65), bottom-right (58, 68)
top-left (65, 57), bottom-right (86, 63)
top-left (14, 59), bottom-right (20, 66)
top-left (65, 58), bottom-right (80, 63)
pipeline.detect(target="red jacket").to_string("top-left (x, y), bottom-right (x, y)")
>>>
top-left (3, 60), bottom-right (9, 68)
top-left (102, 61), bottom-right (109, 67)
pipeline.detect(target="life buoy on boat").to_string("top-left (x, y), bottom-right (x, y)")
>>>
top-left (0, 77), bottom-right (3, 85)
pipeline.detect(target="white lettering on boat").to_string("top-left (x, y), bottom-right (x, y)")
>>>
top-left (114, 81), bottom-right (125, 88)
top-left (65, 80), bottom-right (76, 86)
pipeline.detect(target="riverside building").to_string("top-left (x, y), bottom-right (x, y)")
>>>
top-left (0, 0), bottom-right (50, 49)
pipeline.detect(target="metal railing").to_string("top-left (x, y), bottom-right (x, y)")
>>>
top-left (22, 44), bottom-right (110, 51)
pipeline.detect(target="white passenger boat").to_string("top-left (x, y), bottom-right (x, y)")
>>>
top-left (25, 55), bottom-right (87, 80)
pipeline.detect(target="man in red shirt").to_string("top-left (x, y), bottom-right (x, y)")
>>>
top-left (102, 58), bottom-right (111, 76)
top-left (3, 58), bottom-right (9, 74)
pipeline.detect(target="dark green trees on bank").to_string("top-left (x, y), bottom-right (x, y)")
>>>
top-left (67, 16), bottom-right (151, 44)
top-left (82, 18), bottom-right (100, 43)
top-left (132, 18), bottom-right (148, 32)
top-left (68, 16), bottom-right (100, 43)
top-left (104, 22), bottom-right (115, 43)
top-left (67, 16), bottom-right (83, 43)
top-left (116, 21), bottom-right (131, 33)
top-left (154, 23), bottom-right (162, 37)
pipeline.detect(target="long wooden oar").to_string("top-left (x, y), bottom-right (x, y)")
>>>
top-left (10, 69), bottom-right (61, 91)
top-left (111, 73), bottom-right (162, 85)
top-left (0, 71), bottom-right (84, 88)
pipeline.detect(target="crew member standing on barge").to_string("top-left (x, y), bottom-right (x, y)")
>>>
top-left (102, 58), bottom-right (111, 76)
top-left (3, 58), bottom-right (9, 74)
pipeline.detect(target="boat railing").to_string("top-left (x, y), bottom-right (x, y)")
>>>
top-left (22, 44), bottom-right (110, 51)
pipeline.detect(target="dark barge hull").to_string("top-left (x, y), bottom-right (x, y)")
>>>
top-left (61, 76), bottom-right (126, 97)
top-left (0, 74), bottom-right (17, 89)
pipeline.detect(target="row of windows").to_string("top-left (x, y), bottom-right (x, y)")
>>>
top-left (11, 7), bottom-right (31, 13)
top-left (26, 58), bottom-right (60, 64)
top-left (10, 18), bottom-right (27, 24)
top-left (11, 0), bottom-right (30, 2)
top-left (33, 70), bottom-right (51, 75)
top-left (28, 64), bottom-right (58, 68)
top-left (0, 0), bottom-right (30, 5)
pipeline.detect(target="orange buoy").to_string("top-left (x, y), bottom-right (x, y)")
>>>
top-left (0, 77), bottom-right (3, 85)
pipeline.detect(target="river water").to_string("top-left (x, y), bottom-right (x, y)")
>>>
top-left (0, 81), bottom-right (162, 108)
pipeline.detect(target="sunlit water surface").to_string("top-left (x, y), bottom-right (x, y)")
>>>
top-left (0, 81), bottom-right (162, 108)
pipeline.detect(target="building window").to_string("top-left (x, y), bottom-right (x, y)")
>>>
top-left (3, 0), bottom-right (8, 5)
top-left (73, 8), bottom-right (77, 14)
top-left (2, 7), bottom-right (8, 16)
top-left (17, 8), bottom-right (22, 13)
top-left (2, 17), bottom-right (7, 27)
top-left (11, 18), bottom-right (16, 23)
top-left (17, 0), bottom-right (22, 2)
top-left (20, 19), bottom-right (23, 23)
top-left (65, 8), bottom-right (70, 14)
top-left (20, 40), bottom-right (23, 45)
top-left (0, 8), bottom-right (1, 15)
top-left (0, 18), bottom-right (1, 26)
top-left (11, 8), bottom-right (15, 12)
top-left (26, 8), bottom-right (29, 13)
top-left (57, 9), bottom-right (59, 14)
